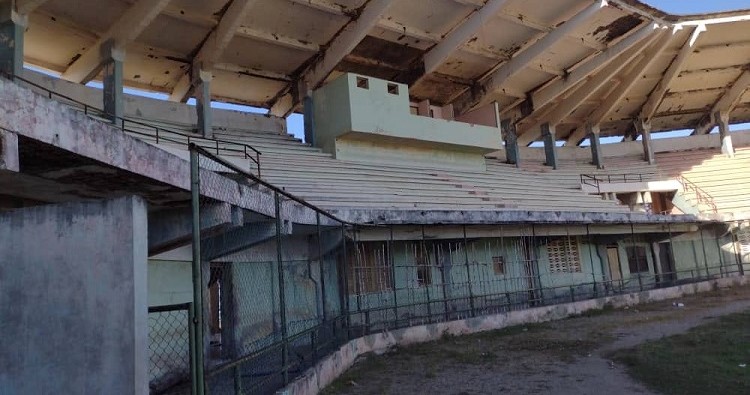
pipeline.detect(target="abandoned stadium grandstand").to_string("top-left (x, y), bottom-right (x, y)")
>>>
top-left (1, 0), bottom-right (750, 393)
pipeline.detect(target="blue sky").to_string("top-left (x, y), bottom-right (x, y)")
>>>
top-left (643, 0), bottom-right (750, 14)
top-left (27, 0), bottom-right (749, 143)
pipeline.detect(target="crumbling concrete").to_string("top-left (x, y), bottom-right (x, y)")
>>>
top-left (330, 208), bottom-right (705, 225)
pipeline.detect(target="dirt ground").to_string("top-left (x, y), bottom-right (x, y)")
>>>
top-left (324, 285), bottom-right (750, 395)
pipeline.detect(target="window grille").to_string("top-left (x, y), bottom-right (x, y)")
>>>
top-left (349, 241), bottom-right (392, 294)
top-left (547, 237), bottom-right (581, 273)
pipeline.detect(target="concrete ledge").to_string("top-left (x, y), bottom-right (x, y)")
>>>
top-left (278, 275), bottom-right (748, 395)
top-left (330, 208), bottom-right (706, 225)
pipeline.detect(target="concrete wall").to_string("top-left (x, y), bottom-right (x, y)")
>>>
top-left (313, 73), bottom-right (502, 170)
top-left (0, 196), bottom-right (148, 394)
top-left (21, 69), bottom-right (285, 134)
top-left (516, 129), bottom-right (750, 162)
top-left (148, 259), bottom-right (192, 306)
top-left (279, 275), bottom-right (749, 395)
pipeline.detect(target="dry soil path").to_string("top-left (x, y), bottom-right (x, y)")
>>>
top-left (326, 285), bottom-right (750, 395)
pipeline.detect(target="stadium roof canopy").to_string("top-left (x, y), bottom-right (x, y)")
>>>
top-left (16, 0), bottom-right (750, 141)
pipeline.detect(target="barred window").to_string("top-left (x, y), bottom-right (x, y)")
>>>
top-left (626, 246), bottom-right (649, 273)
top-left (547, 237), bottom-right (581, 273)
top-left (492, 256), bottom-right (505, 275)
top-left (349, 242), bottom-right (392, 294)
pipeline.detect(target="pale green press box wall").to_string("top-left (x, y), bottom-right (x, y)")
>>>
top-left (312, 73), bottom-right (503, 170)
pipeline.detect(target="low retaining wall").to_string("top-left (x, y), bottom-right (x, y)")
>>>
top-left (278, 275), bottom-right (749, 395)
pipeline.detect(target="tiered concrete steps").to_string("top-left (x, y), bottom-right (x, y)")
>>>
top-left (656, 147), bottom-right (750, 214)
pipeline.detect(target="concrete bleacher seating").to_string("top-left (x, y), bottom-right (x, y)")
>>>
top-left (656, 147), bottom-right (750, 215)
top-left (110, 118), bottom-right (635, 213)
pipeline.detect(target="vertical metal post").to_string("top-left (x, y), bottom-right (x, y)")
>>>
top-left (731, 223), bottom-right (743, 275)
top-left (699, 227), bottom-right (710, 278)
top-left (188, 303), bottom-right (197, 395)
top-left (462, 225), bottom-right (475, 316)
top-left (437, 243), bottom-right (449, 322)
top-left (421, 226), bottom-right (432, 323)
top-left (715, 229), bottom-right (725, 278)
top-left (233, 366), bottom-right (242, 395)
top-left (317, 213), bottom-right (326, 323)
top-left (630, 223), bottom-right (641, 291)
top-left (668, 223), bottom-right (676, 284)
top-left (189, 149), bottom-right (206, 395)
top-left (274, 192), bottom-right (289, 385)
top-left (531, 224), bottom-right (543, 304)
top-left (339, 224), bottom-right (351, 339)
top-left (586, 225), bottom-right (597, 297)
top-left (388, 226), bottom-right (398, 327)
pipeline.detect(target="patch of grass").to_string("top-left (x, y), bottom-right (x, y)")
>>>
top-left (610, 310), bottom-right (750, 395)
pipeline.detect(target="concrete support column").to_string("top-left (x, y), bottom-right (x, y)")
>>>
top-left (715, 111), bottom-right (734, 158)
top-left (102, 40), bottom-right (125, 123)
top-left (587, 123), bottom-right (603, 169)
top-left (194, 68), bottom-right (213, 138)
top-left (635, 119), bottom-right (655, 165)
top-left (0, 127), bottom-right (19, 171)
top-left (541, 122), bottom-right (558, 169)
top-left (501, 118), bottom-right (519, 167)
top-left (0, 3), bottom-right (26, 76)
top-left (303, 90), bottom-right (315, 146)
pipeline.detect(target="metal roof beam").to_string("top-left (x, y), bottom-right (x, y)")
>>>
top-left (452, 0), bottom-right (608, 115)
top-left (269, 0), bottom-right (395, 117)
top-left (169, 0), bottom-right (258, 102)
top-left (639, 25), bottom-right (703, 122)
top-left (60, 0), bottom-right (171, 84)
top-left (693, 69), bottom-right (750, 134)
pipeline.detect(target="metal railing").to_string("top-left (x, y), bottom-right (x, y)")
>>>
top-left (2, 72), bottom-right (263, 176)
top-left (676, 175), bottom-right (718, 214)
top-left (580, 173), bottom-right (653, 193)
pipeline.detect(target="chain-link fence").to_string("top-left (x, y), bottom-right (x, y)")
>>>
top-left (190, 145), bottom-right (349, 394)
top-left (184, 144), bottom-right (749, 395)
top-left (148, 303), bottom-right (193, 394)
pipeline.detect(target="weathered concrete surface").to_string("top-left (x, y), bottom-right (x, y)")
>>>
top-left (0, 196), bottom-right (148, 394)
top-left (22, 69), bottom-right (286, 134)
top-left (277, 275), bottom-right (748, 395)
top-left (330, 208), bottom-right (705, 225)
top-left (0, 127), bottom-right (18, 171)
top-left (0, 76), bottom-right (330, 225)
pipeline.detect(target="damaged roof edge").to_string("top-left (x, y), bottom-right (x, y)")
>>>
top-left (618, 0), bottom-right (750, 23)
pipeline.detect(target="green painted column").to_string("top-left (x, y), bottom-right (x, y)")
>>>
top-left (541, 122), bottom-right (558, 169)
top-left (0, 3), bottom-right (25, 76)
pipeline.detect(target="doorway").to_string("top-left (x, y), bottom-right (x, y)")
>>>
top-left (606, 246), bottom-right (622, 287)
